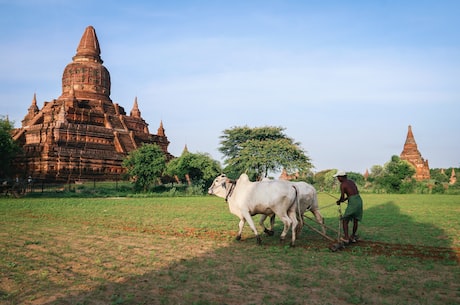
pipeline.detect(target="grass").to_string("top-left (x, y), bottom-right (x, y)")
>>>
top-left (0, 194), bottom-right (459, 304)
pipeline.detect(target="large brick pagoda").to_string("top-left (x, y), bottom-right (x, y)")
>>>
top-left (400, 125), bottom-right (430, 181)
top-left (12, 26), bottom-right (173, 182)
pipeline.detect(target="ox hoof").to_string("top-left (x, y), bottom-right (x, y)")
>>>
top-left (256, 236), bottom-right (262, 245)
top-left (236, 235), bottom-right (242, 241)
top-left (264, 228), bottom-right (275, 236)
top-left (290, 242), bottom-right (296, 248)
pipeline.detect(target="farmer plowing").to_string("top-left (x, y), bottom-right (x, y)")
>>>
top-left (208, 171), bottom-right (366, 251)
top-left (303, 170), bottom-right (364, 251)
top-left (334, 170), bottom-right (364, 245)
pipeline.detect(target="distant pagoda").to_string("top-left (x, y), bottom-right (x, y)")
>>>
top-left (450, 168), bottom-right (457, 185)
top-left (400, 125), bottom-right (430, 181)
top-left (12, 26), bottom-right (173, 182)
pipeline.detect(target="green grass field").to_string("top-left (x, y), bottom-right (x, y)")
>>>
top-left (0, 194), bottom-right (459, 305)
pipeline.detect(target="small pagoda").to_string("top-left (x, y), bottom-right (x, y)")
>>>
top-left (400, 125), bottom-right (430, 181)
top-left (12, 26), bottom-right (173, 182)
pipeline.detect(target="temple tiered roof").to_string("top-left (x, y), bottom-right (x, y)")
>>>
top-left (12, 26), bottom-right (173, 182)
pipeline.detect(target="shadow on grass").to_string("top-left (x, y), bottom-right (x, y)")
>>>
top-left (340, 201), bottom-right (459, 261)
top-left (3, 200), bottom-right (458, 305)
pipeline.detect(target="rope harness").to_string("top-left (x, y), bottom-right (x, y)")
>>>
top-left (224, 179), bottom-right (236, 202)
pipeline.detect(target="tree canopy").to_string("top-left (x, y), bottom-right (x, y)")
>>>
top-left (373, 155), bottom-right (416, 193)
top-left (122, 143), bottom-right (166, 191)
top-left (219, 126), bottom-right (312, 179)
top-left (165, 151), bottom-right (221, 187)
top-left (0, 116), bottom-right (19, 178)
top-left (314, 169), bottom-right (365, 192)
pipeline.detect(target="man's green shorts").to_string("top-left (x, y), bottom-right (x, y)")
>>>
top-left (342, 194), bottom-right (363, 221)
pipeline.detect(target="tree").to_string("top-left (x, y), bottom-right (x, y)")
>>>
top-left (122, 144), bottom-right (166, 192)
top-left (429, 168), bottom-right (449, 184)
top-left (374, 155), bottom-right (416, 193)
top-left (368, 165), bottom-right (384, 182)
top-left (314, 169), bottom-right (364, 193)
top-left (346, 171), bottom-right (365, 187)
top-left (165, 151), bottom-right (221, 187)
top-left (219, 126), bottom-right (312, 180)
top-left (314, 169), bottom-right (337, 192)
top-left (0, 116), bottom-right (19, 178)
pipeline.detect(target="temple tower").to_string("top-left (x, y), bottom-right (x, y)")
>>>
top-left (12, 26), bottom-right (173, 182)
top-left (450, 169), bottom-right (457, 185)
top-left (400, 125), bottom-right (430, 181)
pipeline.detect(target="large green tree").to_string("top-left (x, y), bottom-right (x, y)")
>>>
top-left (374, 155), bottom-right (416, 193)
top-left (165, 151), bottom-right (221, 187)
top-left (219, 126), bottom-right (312, 179)
top-left (368, 165), bottom-right (384, 182)
top-left (314, 169), bottom-right (337, 192)
top-left (122, 143), bottom-right (166, 191)
top-left (0, 116), bottom-right (19, 178)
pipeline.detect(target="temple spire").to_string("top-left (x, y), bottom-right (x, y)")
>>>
top-left (450, 169), bottom-right (457, 185)
top-left (182, 144), bottom-right (189, 155)
top-left (400, 125), bottom-right (430, 181)
top-left (130, 97), bottom-right (141, 118)
top-left (28, 93), bottom-right (39, 114)
top-left (404, 125), bottom-right (417, 146)
top-left (73, 25), bottom-right (102, 63)
top-left (401, 125), bottom-right (421, 158)
top-left (61, 26), bottom-right (111, 100)
top-left (22, 93), bottom-right (40, 127)
top-left (157, 120), bottom-right (165, 136)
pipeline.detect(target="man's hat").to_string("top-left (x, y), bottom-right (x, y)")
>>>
top-left (333, 170), bottom-right (347, 177)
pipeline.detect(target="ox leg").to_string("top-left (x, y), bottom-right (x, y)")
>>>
top-left (278, 214), bottom-right (293, 245)
top-left (295, 214), bottom-right (303, 237)
top-left (269, 214), bottom-right (275, 235)
top-left (311, 209), bottom-right (326, 235)
top-left (236, 219), bottom-right (246, 241)
top-left (243, 212), bottom-right (262, 245)
top-left (287, 210), bottom-right (299, 247)
top-left (259, 214), bottom-right (275, 236)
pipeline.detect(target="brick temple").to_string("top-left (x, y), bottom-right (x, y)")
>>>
top-left (400, 125), bottom-right (430, 181)
top-left (12, 26), bottom-right (173, 182)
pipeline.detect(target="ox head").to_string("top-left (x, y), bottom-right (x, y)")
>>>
top-left (208, 174), bottom-right (230, 198)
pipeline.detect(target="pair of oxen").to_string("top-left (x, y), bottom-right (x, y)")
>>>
top-left (208, 173), bottom-right (324, 247)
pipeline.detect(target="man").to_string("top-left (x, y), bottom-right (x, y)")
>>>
top-left (334, 170), bottom-right (363, 244)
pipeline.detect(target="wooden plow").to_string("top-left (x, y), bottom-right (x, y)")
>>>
top-left (302, 207), bottom-right (346, 252)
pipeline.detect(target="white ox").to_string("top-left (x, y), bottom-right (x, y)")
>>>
top-left (208, 173), bottom-right (300, 246)
top-left (259, 181), bottom-right (325, 237)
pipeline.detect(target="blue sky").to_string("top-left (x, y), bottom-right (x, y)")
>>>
top-left (1, 0), bottom-right (459, 174)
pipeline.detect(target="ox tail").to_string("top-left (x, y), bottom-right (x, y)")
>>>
top-left (291, 185), bottom-right (304, 236)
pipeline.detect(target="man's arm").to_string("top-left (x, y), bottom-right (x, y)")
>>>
top-left (337, 184), bottom-right (348, 204)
